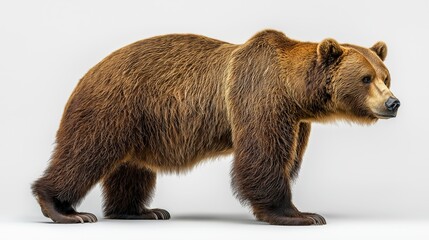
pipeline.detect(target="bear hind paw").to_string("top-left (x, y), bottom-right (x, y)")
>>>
top-left (106, 208), bottom-right (170, 220)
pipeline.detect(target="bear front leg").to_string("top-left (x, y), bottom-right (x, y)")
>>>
top-left (231, 120), bottom-right (324, 225)
top-left (290, 122), bottom-right (311, 180)
top-left (289, 122), bottom-right (326, 224)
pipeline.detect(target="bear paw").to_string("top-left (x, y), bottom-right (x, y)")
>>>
top-left (107, 208), bottom-right (170, 220)
top-left (255, 209), bottom-right (326, 225)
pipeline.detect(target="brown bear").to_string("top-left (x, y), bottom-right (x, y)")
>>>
top-left (32, 29), bottom-right (400, 225)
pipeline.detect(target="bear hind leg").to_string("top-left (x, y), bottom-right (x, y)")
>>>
top-left (33, 188), bottom-right (98, 223)
top-left (32, 141), bottom-right (128, 223)
top-left (102, 163), bottom-right (170, 220)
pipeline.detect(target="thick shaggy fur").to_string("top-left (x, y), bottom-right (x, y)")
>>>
top-left (32, 29), bottom-right (392, 225)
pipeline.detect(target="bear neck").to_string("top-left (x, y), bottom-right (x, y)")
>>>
top-left (279, 46), bottom-right (334, 121)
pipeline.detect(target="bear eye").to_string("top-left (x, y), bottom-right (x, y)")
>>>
top-left (384, 77), bottom-right (389, 84)
top-left (362, 75), bottom-right (372, 84)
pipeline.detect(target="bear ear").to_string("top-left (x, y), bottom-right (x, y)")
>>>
top-left (370, 41), bottom-right (388, 61)
top-left (317, 38), bottom-right (343, 64)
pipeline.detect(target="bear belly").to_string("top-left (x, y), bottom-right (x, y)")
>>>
top-left (135, 132), bottom-right (233, 173)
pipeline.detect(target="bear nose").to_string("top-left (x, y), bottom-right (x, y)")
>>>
top-left (385, 97), bottom-right (401, 112)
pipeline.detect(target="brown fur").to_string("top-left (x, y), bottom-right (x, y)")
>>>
top-left (32, 29), bottom-right (395, 225)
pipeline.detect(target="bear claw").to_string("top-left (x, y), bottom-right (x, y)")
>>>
top-left (301, 212), bottom-right (326, 225)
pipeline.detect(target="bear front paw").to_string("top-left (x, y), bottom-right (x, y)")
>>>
top-left (255, 209), bottom-right (326, 225)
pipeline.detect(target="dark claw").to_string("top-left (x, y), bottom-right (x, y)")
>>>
top-left (301, 212), bottom-right (326, 225)
top-left (152, 208), bottom-right (171, 220)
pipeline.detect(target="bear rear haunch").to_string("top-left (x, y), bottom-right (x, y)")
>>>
top-left (32, 29), bottom-right (399, 225)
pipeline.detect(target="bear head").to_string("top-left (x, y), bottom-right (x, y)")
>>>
top-left (317, 38), bottom-right (400, 124)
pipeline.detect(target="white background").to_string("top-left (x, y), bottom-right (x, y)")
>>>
top-left (0, 0), bottom-right (428, 239)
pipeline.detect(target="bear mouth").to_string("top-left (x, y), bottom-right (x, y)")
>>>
top-left (373, 112), bottom-right (397, 119)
